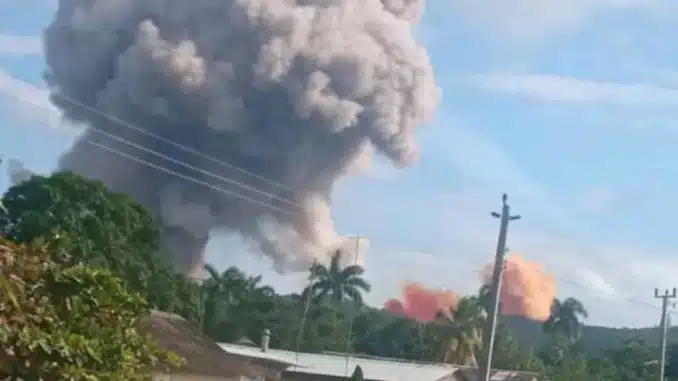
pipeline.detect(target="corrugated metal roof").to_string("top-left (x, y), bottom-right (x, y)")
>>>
top-left (218, 343), bottom-right (457, 381)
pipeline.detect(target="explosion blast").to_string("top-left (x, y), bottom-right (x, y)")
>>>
top-left (385, 255), bottom-right (556, 323)
top-left (43, 0), bottom-right (439, 275)
top-left (482, 254), bottom-right (556, 322)
top-left (384, 282), bottom-right (459, 323)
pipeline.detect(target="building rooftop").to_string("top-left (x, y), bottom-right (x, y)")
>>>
top-left (218, 343), bottom-right (540, 381)
top-left (142, 311), bottom-right (292, 378)
top-left (219, 343), bottom-right (457, 381)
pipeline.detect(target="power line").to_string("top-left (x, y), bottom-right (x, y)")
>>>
top-left (0, 83), bottom-right (304, 209)
top-left (558, 277), bottom-right (662, 311)
top-left (0, 85), bottom-right (669, 319)
top-left (0, 85), bottom-right (295, 192)
top-left (55, 91), bottom-right (295, 192)
top-left (85, 124), bottom-right (301, 209)
top-left (84, 139), bottom-right (297, 216)
top-left (5, 139), bottom-right (666, 318)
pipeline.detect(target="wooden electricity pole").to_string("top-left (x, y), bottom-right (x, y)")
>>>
top-left (479, 194), bottom-right (520, 381)
top-left (656, 288), bottom-right (676, 381)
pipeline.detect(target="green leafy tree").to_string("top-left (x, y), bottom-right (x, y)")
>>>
top-left (545, 350), bottom-right (592, 381)
top-left (355, 315), bottom-right (431, 360)
top-left (217, 274), bottom-right (276, 343)
top-left (200, 264), bottom-right (277, 343)
top-left (543, 297), bottom-right (588, 342)
top-left (0, 237), bottom-right (182, 380)
top-left (302, 250), bottom-right (371, 306)
top-left (666, 343), bottom-right (678, 380)
top-left (605, 338), bottom-right (659, 381)
top-left (201, 264), bottom-right (237, 334)
top-left (491, 324), bottom-right (543, 372)
top-left (0, 171), bottom-right (201, 322)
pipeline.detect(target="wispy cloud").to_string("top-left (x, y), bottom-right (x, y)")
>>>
top-left (575, 268), bottom-right (617, 300)
top-left (0, 34), bottom-right (42, 57)
top-left (470, 72), bottom-right (678, 106)
top-left (448, 0), bottom-right (672, 43)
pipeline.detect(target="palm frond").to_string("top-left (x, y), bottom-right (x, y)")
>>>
top-left (340, 264), bottom-right (365, 279)
top-left (204, 263), bottom-right (220, 280)
top-left (222, 266), bottom-right (246, 282)
top-left (344, 286), bottom-right (364, 306)
top-left (315, 288), bottom-right (330, 302)
top-left (563, 297), bottom-right (588, 318)
top-left (345, 277), bottom-right (371, 292)
top-left (309, 262), bottom-right (330, 280)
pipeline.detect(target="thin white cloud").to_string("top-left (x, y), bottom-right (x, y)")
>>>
top-left (470, 72), bottom-right (678, 106)
top-left (0, 34), bottom-right (42, 57)
top-left (447, 0), bottom-right (670, 43)
top-left (576, 268), bottom-right (617, 300)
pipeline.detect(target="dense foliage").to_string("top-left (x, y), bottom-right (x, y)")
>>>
top-left (0, 171), bottom-right (675, 381)
top-left (0, 237), bottom-right (181, 380)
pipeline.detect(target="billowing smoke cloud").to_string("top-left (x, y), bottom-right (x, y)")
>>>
top-left (482, 254), bottom-right (556, 322)
top-left (43, 0), bottom-right (439, 275)
top-left (384, 282), bottom-right (459, 323)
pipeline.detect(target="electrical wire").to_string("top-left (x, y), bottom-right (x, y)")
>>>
top-left (51, 91), bottom-right (295, 191)
top-left (0, 86), bottom-right (303, 214)
top-left (85, 125), bottom-right (301, 208)
top-left (83, 139), bottom-right (297, 216)
top-left (0, 81), bottom-right (670, 321)
top-left (0, 85), bottom-right (295, 194)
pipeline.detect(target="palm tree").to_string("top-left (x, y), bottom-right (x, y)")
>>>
top-left (201, 264), bottom-right (276, 341)
top-left (543, 297), bottom-right (588, 343)
top-left (437, 296), bottom-right (485, 366)
top-left (201, 265), bottom-right (256, 329)
top-left (302, 250), bottom-right (371, 306)
top-left (201, 264), bottom-right (245, 333)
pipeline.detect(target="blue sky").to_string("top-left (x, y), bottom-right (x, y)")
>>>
top-left (3, 0), bottom-right (678, 327)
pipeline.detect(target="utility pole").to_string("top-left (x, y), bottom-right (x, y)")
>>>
top-left (478, 194), bottom-right (520, 381)
top-left (656, 288), bottom-right (676, 381)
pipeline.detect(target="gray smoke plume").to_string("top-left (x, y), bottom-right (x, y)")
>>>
top-left (5, 158), bottom-right (34, 185)
top-left (43, 0), bottom-right (440, 276)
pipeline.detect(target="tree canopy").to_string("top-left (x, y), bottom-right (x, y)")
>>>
top-left (303, 250), bottom-right (371, 306)
top-left (0, 171), bottom-right (202, 322)
top-left (0, 237), bottom-right (181, 381)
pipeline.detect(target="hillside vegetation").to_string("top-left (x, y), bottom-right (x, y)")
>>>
top-left (502, 316), bottom-right (670, 356)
